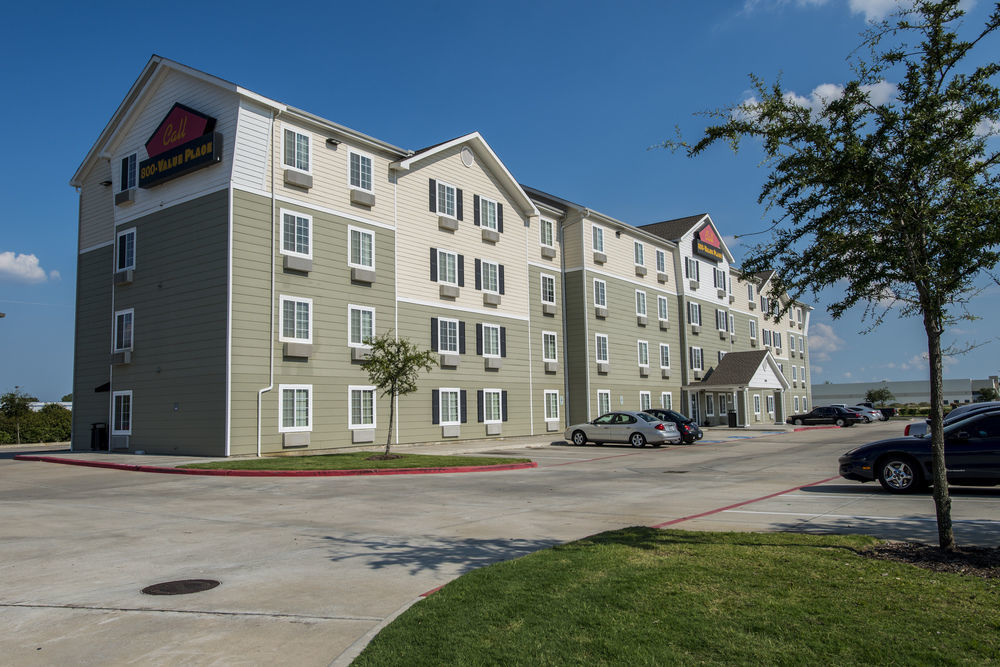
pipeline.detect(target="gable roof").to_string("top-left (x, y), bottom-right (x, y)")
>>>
top-left (693, 350), bottom-right (789, 390)
top-left (638, 214), bottom-right (710, 242)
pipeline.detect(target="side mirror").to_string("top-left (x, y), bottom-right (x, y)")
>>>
top-left (955, 431), bottom-right (970, 441)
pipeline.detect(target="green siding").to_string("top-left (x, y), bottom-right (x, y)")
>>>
top-left (563, 270), bottom-right (589, 424)
top-left (528, 265), bottom-right (565, 433)
top-left (72, 246), bottom-right (113, 450)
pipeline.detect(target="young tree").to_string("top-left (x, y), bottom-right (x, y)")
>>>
top-left (865, 387), bottom-right (896, 405)
top-left (1, 387), bottom-right (38, 445)
top-left (668, 1), bottom-right (1000, 550)
top-left (976, 387), bottom-right (999, 402)
top-left (361, 332), bottom-right (437, 457)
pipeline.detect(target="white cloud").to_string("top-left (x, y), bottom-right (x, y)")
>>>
top-left (0, 252), bottom-right (51, 284)
top-left (848, 0), bottom-right (908, 21)
top-left (722, 234), bottom-right (741, 250)
top-left (812, 364), bottom-right (824, 375)
top-left (806, 322), bottom-right (845, 362)
top-left (49, 270), bottom-right (61, 281)
top-left (843, 371), bottom-right (853, 378)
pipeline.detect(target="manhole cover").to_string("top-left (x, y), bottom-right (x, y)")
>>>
top-left (142, 579), bottom-right (220, 596)
top-left (662, 470), bottom-right (689, 474)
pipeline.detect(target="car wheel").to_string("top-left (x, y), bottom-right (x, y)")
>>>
top-left (793, 418), bottom-right (803, 426)
top-left (863, 416), bottom-right (872, 424)
top-left (683, 435), bottom-right (694, 444)
top-left (835, 418), bottom-right (846, 427)
top-left (877, 456), bottom-right (924, 494)
top-left (571, 430), bottom-right (587, 446)
top-left (630, 433), bottom-right (646, 448)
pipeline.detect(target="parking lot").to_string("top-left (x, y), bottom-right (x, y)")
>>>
top-left (2, 420), bottom-right (998, 665)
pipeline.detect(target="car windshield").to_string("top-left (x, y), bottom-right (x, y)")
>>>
top-left (636, 412), bottom-right (658, 422)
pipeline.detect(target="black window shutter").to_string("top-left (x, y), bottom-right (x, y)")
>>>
top-left (497, 204), bottom-right (504, 233)
top-left (476, 323), bottom-right (483, 355)
top-left (120, 157), bottom-right (129, 189)
top-left (459, 321), bottom-right (466, 354)
top-left (499, 265), bottom-right (505, 295)
top-left (458, 255), bottom-right (465, 287)
top-left (432, 390), bottom-right (440, 425)
top-left (430, 248), bottom-right (437, 282)
top-left (500, 327), bottom-right (507, 358)
top-left (502, 390), bottom-right (508, 422)
top-left (460, 390), bottom-right (467, 423)
top-left (475, 258), bottom-right (482, 291)
top-left (477, 390), bottom-right (484, 423)
top-left (456, 189), bottom-right (463, 220)
top-left (429, 179), bottom-right (437, 213)
top-left (473, 195), bottom-right (480, 226)
top-left (430, 318), bottom-right (439, 352)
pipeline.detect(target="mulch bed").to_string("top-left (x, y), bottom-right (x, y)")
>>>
top-left (862, 542), bottom-right (1000, 579)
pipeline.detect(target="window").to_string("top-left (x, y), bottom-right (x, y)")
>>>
top-left (282, 211), bottom-right (311, 258)
top-left (116, 228), bottom-right (136, 272)
top-left (479, 197), bottom-right (498, 230)
top-left (476, 259), bottom-right (503, 294)
top-left (658, 296), bottom-right (669, 322)
top-left (541, 274), bottom-right (556, 304)
top-left (349, 305), bottom-right (374, 347)
top-left (640, 391), bottom-right (651, 411)
top-left (690, 346), bottom-right (703, 370)
top-left (718, 350), bottom-right (726, 362)
top-left (540, 218), bottom-right (555, 247)
top-left (482, 389), bottom-right (502, 423)
top-left (349, 386), bottom-right (375, 428)
top-left (112, 390), bottom-right (132, 434)
top-left (798, 337), bottom-right (804, 353)
top-left (592, 225), bottom-right (605, 252)
top-left (656, 249), bottom-right (666, 273)
top-left (685, 257), bottom-right (700, 281)
top-left (114, 309), bottom-right (134, 351)
top-left (754, 394), bottom-right (761, 415)
top-left (789, 334), bottom-right (795, 352)
top-left (439, 388), bottom-right (461, 425)
top-left (747, 283), bottom-right (755, 301)
top-left (597, 390), bottom-right (611, 416)
top-left (279, 384), bottom-right (311, 432)
top-left (481, 324), bottom-right (501, 357)
top-left (766, 395), bottom-right (775, 414)
top-left (349, 151), bottom-right (373, 192)
top-left (638, 340), bottom-right (649, 367)
top-left (280, 296), bottom-right (311, 343)
top-left (729, 313), bottom-right (735, 334)
top-left (542, 331), bottom-right (557, 362)
top-left (544, 390), bottom-right (559, 421)
top-left (774, 332), bottom-right (782, 350)
top-left (714, 268), bottom-right (726, 290)
top-left (437, 249), bottom-right (458, 285)
top-left (760, 295), bottom-right (770, 313)
top-left (661, 392), bottom-right (673, 410)
top-left (595, 334), bottom-right (609, 363)
top-left (800, 366), bottom-right (806, 383)
top-left (794, 396), bottom-right (800, 412)
top-left (749, 319), bottom-right (758, 339)
top-left (119, 153), bottom-right (137, 192)
top-left (349, 226), bottom-right (374, 268)
top-left (706, 394), bottom-right (715, 416)
top-left (438, 318), bottom-right (459, 353)
top-left (802, 397), bottom-right (808, 411)
top-left (594, 279), bottom-right (607, 308)
top-left (796, 307), bottom-right (803, 323)
top-left (762, 329), bottom-right (772, 346)
top-left (436, 180), bottom-right (457, 217)
top-left (792, 365), bottom-right (798, 380)
top-left (716, 309), bottom-right (728, 331)
top-left (688, 302), bottom-right (701, 325)
top-left (635, 290), bottom-right (647, 316)
top-left (283, 127), bottom-right (310, 172)
top-left (634, 241), bottom-right (645, 266)
top-left (659, 344), bottom-right (670, 369)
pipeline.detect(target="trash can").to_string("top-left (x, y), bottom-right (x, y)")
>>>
top-left (727, 411), bottom-right (738, 428)
top-left (90, 422), bottom-right (108, 451)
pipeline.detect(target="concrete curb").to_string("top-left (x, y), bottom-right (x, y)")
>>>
top-left (12, 455), bottom-right (537, 476)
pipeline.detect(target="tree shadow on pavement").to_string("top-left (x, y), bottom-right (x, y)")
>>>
top-left (768, 513), bottom-right (1000, 547)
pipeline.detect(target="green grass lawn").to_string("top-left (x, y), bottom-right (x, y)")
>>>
top-left (180, 452), bottom-right (531, 471)
top-left (354, 528), bottom-right (1000, 665)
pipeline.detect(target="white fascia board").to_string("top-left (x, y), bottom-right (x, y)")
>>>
top-left (694, 215), bottom-right (736, 264)
top-left (764, 352), bottom-right (792, 389)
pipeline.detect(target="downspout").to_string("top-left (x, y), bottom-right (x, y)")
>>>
top-left (256, 109), bottom-right (277, 457)
top-left (559, 218), bottom-right (570, 428)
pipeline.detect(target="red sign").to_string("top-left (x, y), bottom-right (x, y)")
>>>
top-left (698, 224), bottom-right (721, 249)
top-left (693, 222), bottom-right (724, 262)
top-left (144, 103), bottom-right (215, 158)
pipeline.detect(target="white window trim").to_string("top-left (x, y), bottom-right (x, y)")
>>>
top-left (659, 344), bottom-right (670, 370)
top-left (436, 180), bottom-right (458, 219)
top-left (481, 260), bottom-right (500, 294)
top-left (112, 390), bottom-right (132, 435)
top-left (706, 394), bottom-right (715, 417)
top-left (661, 392), bottom-right (673, 410)
top-left (658, 295), bottom-right (669, 323)
top-left (348, 385), bottom-right (376, 429)
top-left (540, 218), bottom-right (556, 249)
top-left (544, 389), bottom-right (560, 422)
top-left (279, 295), bottom-right (313, 344)
top-left (639, 391), bottom-right (651, 411)
top-left (439, 387), bottom-right (461, 426)
top-left (540, 273), bottom-right (556, 304)
top-left (438, 317), bottom-right (460, 353)
top-left (348, 304), bottom-right (375, 348)
top-left (635, 290), bottom-right (647, 317)
top-left (593, 279), bottom-right (607, 308)
top-left (595, 333), bottom-right (609, 363)
top-left (116, 227), bottom-right (136, 271)
top-left (749, 319), bottom-right (758, 339)
top-left (348, 225), bottom-right (375, 269)
top-left (482, 323), bottom-right (502, 358)
top-left (592, 224), bottom-right (605, 253)
top-left (717, 309), bottom-right (728, 331)
top-left (280, 209), bottom-right (313, 260)
top-left (278, 384), bottom-right (312, 433)
top-left (747, 283), bottom-right (755, 301)
top-left (656, 249), bottom-right (666, 273)
top-left (114, 308), bottom-right (134, 352)
top-left (634, 241), bottom-right (645, 267)
top-left (637, 340), bottom-right (649, 368)
top-left (482, 388), bottom-right (503, 424)
top-left (118, 152), bottom-right (137, 192)
top-left (767, 395), bottom-right (775, 415)
top-left (349, 150), bottom-right (375, 193)
top-left (597, 389), bottom-right (611, 416)
top-left (690, 346), bottom-right (703, 370)
top-left (281, 124), bottom-right (312, 174)
top-left (437, 249), bottom-right (459, 286)
top-left (754, 394), bottom-right (762, 415)
top-left (688, 302), bottom-right (701, 326)
top-left (479, 195), bottom-right (499, 231)
top-left (542, 331), bottom-right (558, 363)
top-left (794, 396), bottom-right (800, 412)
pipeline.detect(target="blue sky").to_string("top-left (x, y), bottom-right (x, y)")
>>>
top-left (0, 0), bottom-right (997, 400)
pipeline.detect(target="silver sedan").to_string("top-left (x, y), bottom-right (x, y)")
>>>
top-left (565, 411), bottom-right (681, 448)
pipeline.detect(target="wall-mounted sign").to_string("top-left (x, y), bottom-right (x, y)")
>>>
top-left (138, 103), bottom-right (221, 188)
top-left (693, 222), bottom-right (724, 262)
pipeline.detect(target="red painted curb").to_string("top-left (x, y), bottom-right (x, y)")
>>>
top-left (12, 455), bottom-right (537, 477)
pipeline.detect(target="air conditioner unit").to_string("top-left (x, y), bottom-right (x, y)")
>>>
top-left (114, 269), bottom-right (134, 285)
top-left (110, 435), bottom-right (129, 450)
